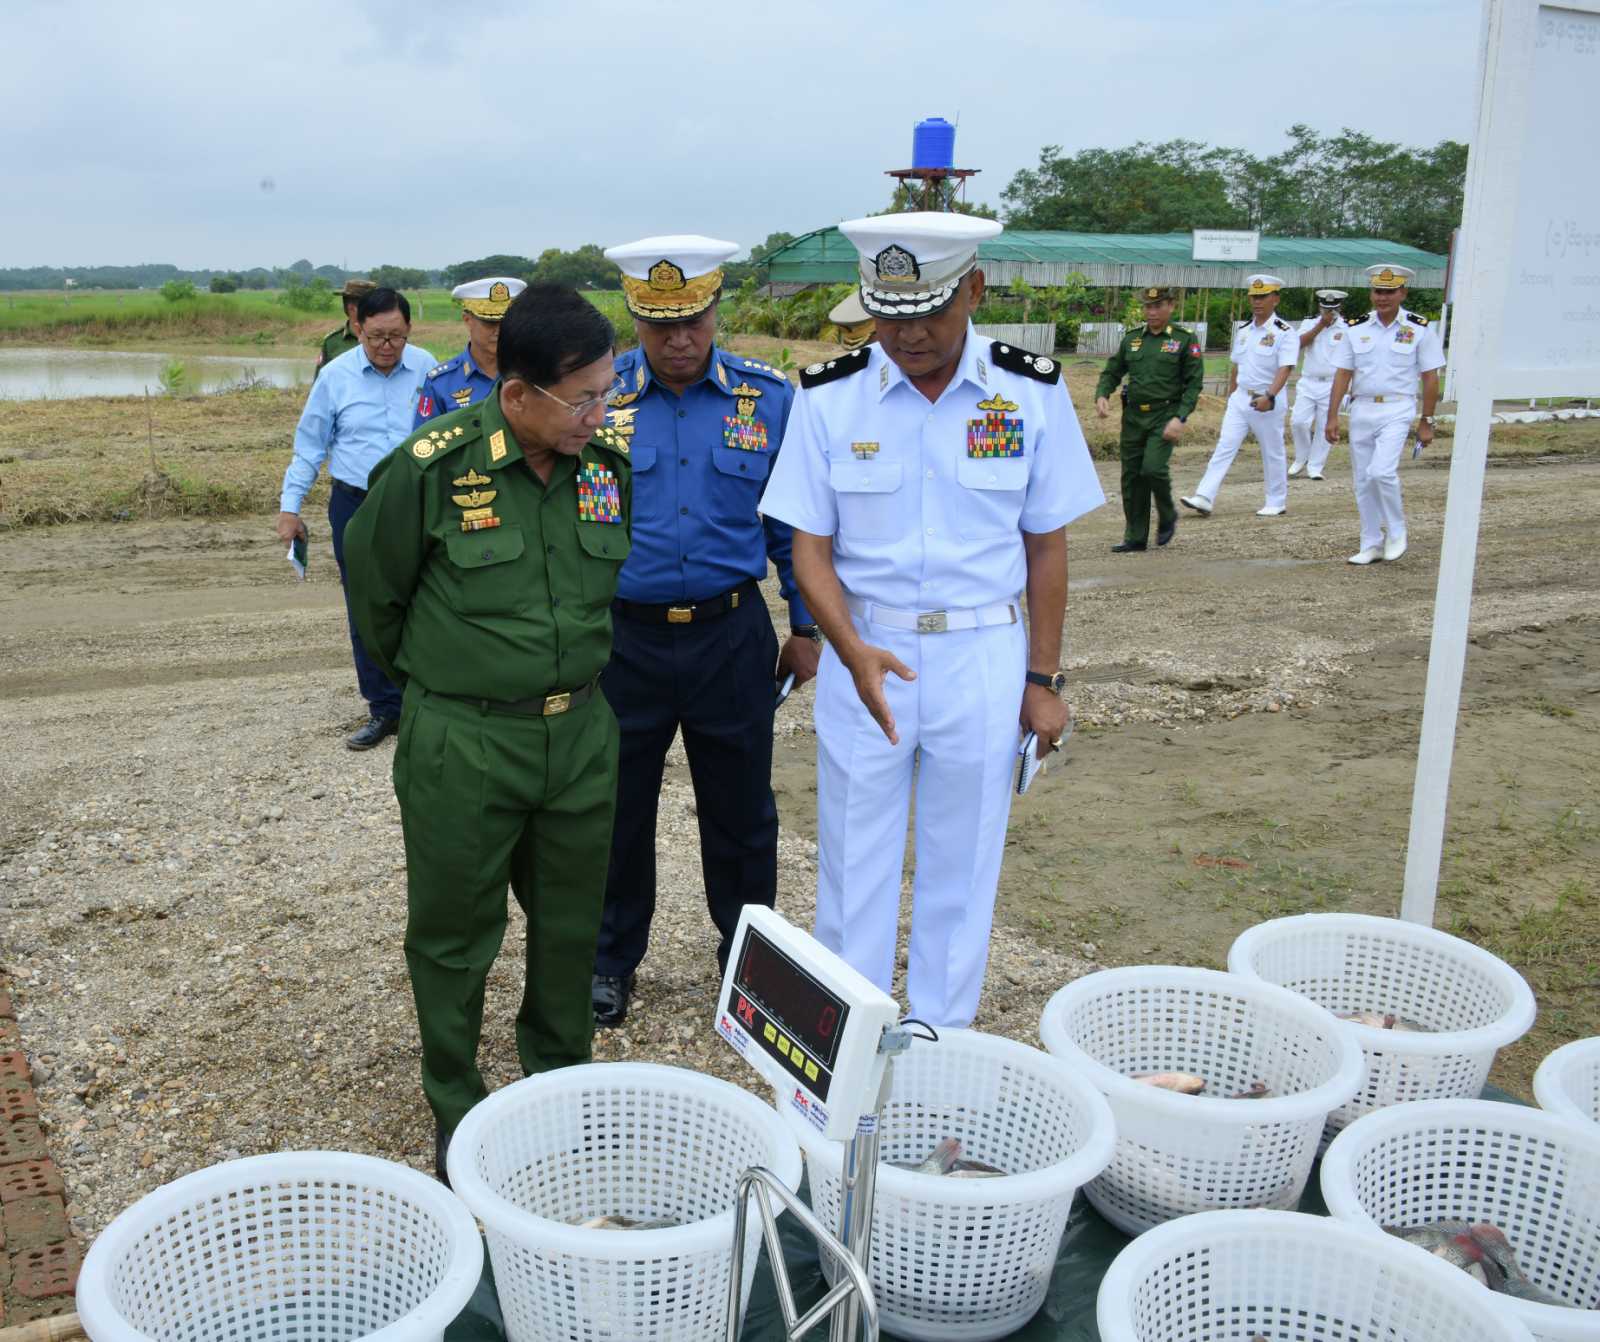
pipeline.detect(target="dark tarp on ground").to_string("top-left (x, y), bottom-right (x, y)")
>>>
top-left (443, 1088), bottom-right (1518, 1342)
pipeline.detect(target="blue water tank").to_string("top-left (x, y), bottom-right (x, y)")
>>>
top-left (912, 117), bottom-right (956, 170)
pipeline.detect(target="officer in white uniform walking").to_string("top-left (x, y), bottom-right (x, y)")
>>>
top-left (1287, 289), bottom-right (1348, 480)
top-left (1181, 274), bottom-right (1298, 518)
top-left (1326, 264), bottom-right (1444, 565)
top-left (758, 213), bottom-right (1104, 1028)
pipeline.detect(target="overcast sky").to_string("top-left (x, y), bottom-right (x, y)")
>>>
top-left (10, 0), bottom-right (1482, 270)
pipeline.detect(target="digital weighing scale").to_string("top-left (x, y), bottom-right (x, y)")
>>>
top-left (716, 906), bottom-right (911, 1342)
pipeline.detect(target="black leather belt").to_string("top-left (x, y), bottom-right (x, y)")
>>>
top-left (433, 677), bottom-right (599, 718)
top-left (330, 478), bottom-right (367, 497)
top-left (613, 579), bottom-right (757, 626)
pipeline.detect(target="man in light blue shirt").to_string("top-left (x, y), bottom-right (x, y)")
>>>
top-left (275, 287), bottom-right (434, 749)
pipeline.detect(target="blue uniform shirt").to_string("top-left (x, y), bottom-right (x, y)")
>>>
top-left (280, 342), bottom-right (435, 513)
top-left (413, 347), bottom-right (497, 427)
top-left (602, 345), bottom-right (812, 626)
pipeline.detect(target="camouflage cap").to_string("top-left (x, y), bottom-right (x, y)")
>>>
top-left (340, 278), bottom-right (377, 300)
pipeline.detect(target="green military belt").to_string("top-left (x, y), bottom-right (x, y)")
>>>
top-left (433, 677), bottom-right (601, 718)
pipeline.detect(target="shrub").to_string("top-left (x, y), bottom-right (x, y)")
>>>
top-left (160, 280), bottom-right (197, 303)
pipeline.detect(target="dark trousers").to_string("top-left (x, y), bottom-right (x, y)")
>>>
top-left (1118, 410), bottom-right (1178, 544)
top-left (328, 480), bottom-right (403, 720)
top-left (595, 589), bottom-right (780, 978)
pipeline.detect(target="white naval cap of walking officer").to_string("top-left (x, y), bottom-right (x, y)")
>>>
top-left (1245, 273), bottom-right (1284, 295)
top-left (1365, 264), bottom-right (1416, 289)
top-left (450, 276), bottom-right (526, 319)
top-left (602, 235), bottom-right (739, 321)
top-left (838, 211), bottom-right (1003, 318)
top-left (1288, 292), bottom-right (1352, 480)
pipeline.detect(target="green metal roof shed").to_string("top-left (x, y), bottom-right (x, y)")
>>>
top-left (765, 228), bottom-right (1448, 290)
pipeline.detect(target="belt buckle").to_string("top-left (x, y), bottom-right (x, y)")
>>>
top-left (666, 606), bottom-right (693, 624)
top-left (1374, 395), bottom-right (1385, 403)
top-left (916, 610), bottom-right (948, 634)
top-left (1138, 403), bottom-right (1151, 412)
top-left (543, 691), bottom-right (572, 716)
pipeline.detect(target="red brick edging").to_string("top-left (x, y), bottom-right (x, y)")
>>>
top-left (0, 976), bottom-right (83, 1325)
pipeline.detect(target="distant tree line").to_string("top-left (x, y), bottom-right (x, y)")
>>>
top-left (1000, 125), bottom-right (1466, 254)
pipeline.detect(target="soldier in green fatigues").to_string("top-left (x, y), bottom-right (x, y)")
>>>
top-left (344, 286), bottom-right (629, 1183)
top-left (313, 278), bottom-right (376, 380)
top-left (1094, 286), bottom-right (1205, 551)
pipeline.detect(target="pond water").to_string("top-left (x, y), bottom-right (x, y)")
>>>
top-left (0, 347), bottom-right (313, 399)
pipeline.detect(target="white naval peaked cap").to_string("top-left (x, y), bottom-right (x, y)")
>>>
top-left (828, 289), bottom-right (870, 327)
top-left (451, 276), bottom-right (526, 320)
top-left (838, 211), bottom-right (1003, 318)
top-left (604, 234), bottom-right (739, 321)
top-left (1245, 274), bottom-right (1285, 295)
top-left (1315, 289), bottom-right (1348, 305)
top-left (1365, 264), bottom-right (1416, 289)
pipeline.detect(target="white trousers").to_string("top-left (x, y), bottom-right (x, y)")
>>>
top-left (813, 611), bottom-right (1027, 1027)
top-left (1193, 387), bottom-right (1288, 509)
top-left (1290, 376), bottom-right (1334, 475)
top-left (1348, 399), bottom-right (1412, 549)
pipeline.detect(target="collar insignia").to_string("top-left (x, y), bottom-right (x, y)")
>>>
top-left (873, 244), bottom-right (920, 286)
top-left (879, 363), bottom-right (890, 391)
top-left (489, 429), bottom-right (507, 462)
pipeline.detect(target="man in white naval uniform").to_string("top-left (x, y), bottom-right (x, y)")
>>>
top-left (758, 212), bottom-right (1104, 1028)
top-left (1325, 264), bottom-right (1444, 565)
top-left (1180, 273), bottom-right (1298, 518)
top-left (1287, 289), bottom-right (1348, 481)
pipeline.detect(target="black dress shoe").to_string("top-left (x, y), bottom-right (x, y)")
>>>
top-left (1157, 517), bottom-right (1177, 546)
top-left (592, 973), bottom-right (635, 1027)
top-left (347, 716), bottom-right (398, 751)
top-left (434, 1125), bottom-right (452, 1188)
top-left (1110, 541), bottom-right (1147, 553)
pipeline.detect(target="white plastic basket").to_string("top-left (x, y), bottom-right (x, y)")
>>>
top-left (446, 1062), bottom-right (801, 1342)
top-left (784, 1028), bottom-right (1115, 1342)
top-left (1228, 912), bottom-right (1537, 1146)
top-left (76, 1151), bottom-right (483, 1342)
top-left (1039, 966), bottom-right (1363, 1235)
top-left (1097, 1208), bottom-right (1536, 1342)
top-left (1534, 1038), bottom-right (1600, 1127)
top-left (1321, 1099), bottom-right (1600, 1341)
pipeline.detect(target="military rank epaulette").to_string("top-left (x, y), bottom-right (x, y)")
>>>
top-left (1405, 311), bottom-right (1430, 326)
top-left (1346, 313), bottom-right (1369, 325)
top-left (738, 358), bottom-right (789, 383)
top-left (407, 422), bottom-right (473, 467)
top-left (1273, 316), bottom-right (1291, 331)
top-left (989, 341), bottom-right (1059, 384)
top-left (427, 362), bottom-right (450, 379)
top-left (593, 426), bottom-right (633, 457)
top-left (799, 348), bottom-right (870, 388)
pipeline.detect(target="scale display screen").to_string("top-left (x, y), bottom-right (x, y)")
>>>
top-left (727, 927), bottom-right (849, 1100)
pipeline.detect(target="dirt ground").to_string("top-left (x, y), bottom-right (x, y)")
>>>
top-left (1, 386), bottom-right (1597, 1237)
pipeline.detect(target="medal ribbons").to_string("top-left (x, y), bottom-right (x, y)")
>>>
top-left (723, 413), bottom-right (768, 452)
top-left (967, 395), bottom-right (1024, 458)
top-left (1161, 338), bottom-right (1181, 353)
top-left (577, 462), bottom-right (623, 524)
top-left (1395, 326), bottom-right (1416, 345)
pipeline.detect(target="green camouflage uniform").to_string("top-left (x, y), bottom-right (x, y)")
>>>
top-left (345, 389), bottom-right (633, 1133)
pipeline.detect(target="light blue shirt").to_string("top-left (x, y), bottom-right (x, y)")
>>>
top-left (280, 341), bottom-right (435, 512)
top-left (759, 326), bottom-right (1104, 611)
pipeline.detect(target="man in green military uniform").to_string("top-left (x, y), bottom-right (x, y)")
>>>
top-left (344, 285), bottom-right (629, 1182)
top-left (313, 278), bottom-right (376, 380)
top-left (1095, 286), bottom-right (1205, 552)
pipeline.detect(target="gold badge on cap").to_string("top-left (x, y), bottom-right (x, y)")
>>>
top-left (874, 244), bottom-right (920, 286)
top-left (488, 281), bottom-right (509, 302)
top-left (648, 259), bottom-right (686, 291)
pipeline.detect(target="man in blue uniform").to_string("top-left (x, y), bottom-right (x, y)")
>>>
top-left (589, 236), bottom-right (821, 1026)
top-left (413, 277), bottom-right (526, 427)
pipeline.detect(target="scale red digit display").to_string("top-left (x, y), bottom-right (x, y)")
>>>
top-left (735, 928), bottom-right (850, 1070)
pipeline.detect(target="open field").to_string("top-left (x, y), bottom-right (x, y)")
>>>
top-left (0, 367), bottom-right (1597, 1242)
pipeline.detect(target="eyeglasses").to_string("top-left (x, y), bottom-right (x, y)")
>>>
top-left (533, 378), bottom-right (625, 418)
top-left (363, 331), bottom-right (409, 348)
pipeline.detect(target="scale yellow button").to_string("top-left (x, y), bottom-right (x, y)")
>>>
top-left (791, 1048), bottom-right (807, 1070)
top-left (763, 1023), bottom-right (777, 1043)
top-left (777, 1035), bottom-right (791, 1057)
top-left (805, 1061), bottom-right (819, 1082)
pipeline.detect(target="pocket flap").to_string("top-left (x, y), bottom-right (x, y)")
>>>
top-left (828, 460), bottom-right (902, 494)
top-left (444, 526), bottom-right (525, 568)
top-left (957, 457), bottom-right (1028, 491)
top-left (576, 521), bottom-right (632, 562)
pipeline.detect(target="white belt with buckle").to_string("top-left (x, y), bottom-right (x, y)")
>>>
top-left (1355, 393), bottom-right (1413, 404)
top-left (846, 596), bottom-right (1018, 634)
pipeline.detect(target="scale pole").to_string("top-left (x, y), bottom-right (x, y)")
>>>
top-left (832, 1061), bottom-right (896, 1342)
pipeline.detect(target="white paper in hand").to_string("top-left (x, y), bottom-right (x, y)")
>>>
top-left (1016, 731), bottom-right (1047, 795)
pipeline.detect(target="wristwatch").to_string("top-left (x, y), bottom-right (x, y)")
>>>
top-left (1419, 415), bottom-right (1435, 426)
top-left (1025, 671), bottom-right (1068, 694)
top-left (792, 623), bottom-right (823, 644)
top-left (1255, 393), bottom-right (1276, 410)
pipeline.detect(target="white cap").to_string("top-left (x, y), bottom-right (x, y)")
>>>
top-left (1245, 274), bottom-right (1285, 295)
top-left (1315, 289), bottom-right (1348, 306)
top-left (451, 276), bottom-right (526, 320)
top-left (838, 211), bottom-right (1002, 318)
top-left (1365, 264), bottom-right (1416, 290)
top-left (604, 234), bottom-right (738, 320)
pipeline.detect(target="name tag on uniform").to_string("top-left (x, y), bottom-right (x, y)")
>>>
top-left (577, 462), bottom-right (623, 524)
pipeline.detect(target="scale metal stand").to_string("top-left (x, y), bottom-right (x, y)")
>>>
top-left (715, 907), bottom-right (912, 1342)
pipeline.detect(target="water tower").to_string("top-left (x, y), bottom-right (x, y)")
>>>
top-left (886, 116), bottom-right (979, 210)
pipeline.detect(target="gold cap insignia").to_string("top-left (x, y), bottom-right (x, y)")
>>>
top-left (874, 244), bottom-right (920, 286)
top-left (976, 393), bottom-right (1019, 413)
top-left (489, 429), bottom-right (507, 462)
top-left (648, 259), bottom-right (686, 291)
top-left (489, 281), bottom-right (509, 302)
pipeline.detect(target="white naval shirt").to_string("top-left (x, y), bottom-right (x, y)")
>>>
top-left (1230, 315), bottom-right (1298, 394)
top-left (1330, 309), bottom-right (1445, 398)
top-left (1297, 315), bottom-right (1347, 380)
top-left (758, 327), bottom-right (1104, 612)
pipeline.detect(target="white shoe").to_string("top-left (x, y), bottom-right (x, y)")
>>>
top-left (1287, 461), bottom-right (1305, 477)
top-left (1255, 505), bottom-right (1287, 517)
top-left (1180, 495), bottom-right (1212, 516)
top-left (1382, 537), bottom-right (1407, 562)
top-left (1347, 546), bottom-right (1384, 565)
top-left (1307, 471), bottom-right (1325, 481)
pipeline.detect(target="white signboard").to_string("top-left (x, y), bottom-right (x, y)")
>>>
top-left (1191, 229), bottom-right (1260, 262)
top-left (1495, 6), bottom-right (1600, 395)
